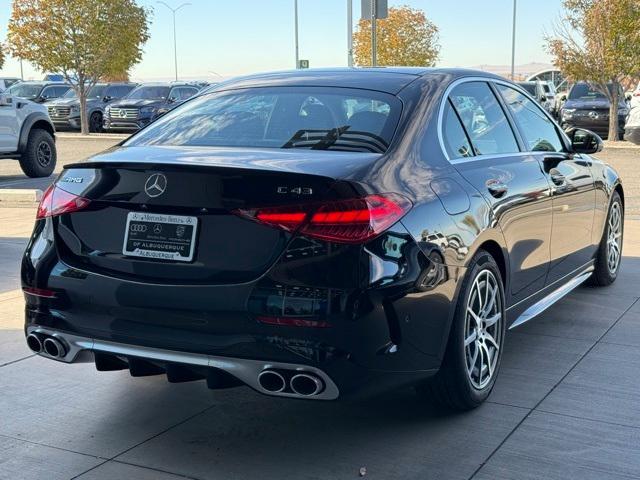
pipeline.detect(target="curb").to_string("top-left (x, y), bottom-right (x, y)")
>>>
top-left (603, 141), bottom-right (640, 149)
top-left (0, 189), bottom-right (42, 207)
top-left (55, 132), bottom-right (130, 140)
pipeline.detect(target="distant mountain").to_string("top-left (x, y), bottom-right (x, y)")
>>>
top-left (465, 62), bottom-right (555, 79)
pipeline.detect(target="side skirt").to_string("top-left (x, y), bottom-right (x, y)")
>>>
top-left (508, 266), bottom-right (594, 330)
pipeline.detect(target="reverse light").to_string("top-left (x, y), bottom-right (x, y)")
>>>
top-left (235, 193), bottom-right (412, 244)
top-left (36, 184), bottom-right (91, 219)
top-left (256, 316), bottom-right (331, 328)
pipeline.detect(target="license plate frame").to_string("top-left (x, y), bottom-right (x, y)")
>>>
top-left (122, 212), bottom-right (198, 263)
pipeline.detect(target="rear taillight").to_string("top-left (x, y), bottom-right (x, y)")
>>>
top-left (235, 193), bottom-right (412, 244)
top-left (36, 184), bottom-right (90, 219)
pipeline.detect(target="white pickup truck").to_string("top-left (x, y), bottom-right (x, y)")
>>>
top-left (0, 92), bottom-right (57, 177)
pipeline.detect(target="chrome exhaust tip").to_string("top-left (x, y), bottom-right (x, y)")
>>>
top-left (43, 337), bottom-right (66, 359)
top-left (26, 333), bottom-right (43, 353)
top-left (290, 373), bottom-right (324, 396)
top-left (257, 370), bottom-right (286, 393)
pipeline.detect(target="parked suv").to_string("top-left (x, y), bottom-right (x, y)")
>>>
top-left (103, 82), bottom-right (201, 132)
top-left (4, 81), bottom-right (71, 103)
top-left (46, 83), bottom-right (137, 132)
top-left (0, 91), bottom-right (57, 177)
top-left (625, 81), bottom-right (640, 144)
top-left (0, 77), bottom-right (21, 92)
top-left (560, 82), bottom-right (629, 139)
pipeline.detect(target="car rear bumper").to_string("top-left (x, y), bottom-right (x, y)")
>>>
top-left (22, 218), bottom-right (459, 399)
top-left (25, 324), bottom-right (342, 400)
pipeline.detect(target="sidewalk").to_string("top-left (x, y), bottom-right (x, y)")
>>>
top-left (1, 204), bottom-right (640, 479)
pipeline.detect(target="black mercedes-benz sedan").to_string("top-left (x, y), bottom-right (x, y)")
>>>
top-left (22, 68), bottom-right (624, 410)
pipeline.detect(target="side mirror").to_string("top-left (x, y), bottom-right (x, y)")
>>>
top-left (167, 96), bottom-right (178, 104)
top-left (626, 93), bottom-right (633, 101)
top-left (566, 127), bottom-right (603, 154)
top-left (560, 94), bottom-right (567, 101)
top-left (0, 95), bottom-right (13, 107)
top-left (539, 96), bottom-right (547, 103)
top-left (103, 95), bottom-right (112, 102)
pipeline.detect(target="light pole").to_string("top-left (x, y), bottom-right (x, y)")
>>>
top-left (157, 1), bottom-right (191, 81)
top-left (294, 0), bottom-right (300, 68)
top-left (370, 0), bottom-right (377, 66)
top-left (347, 0), bottom-right (353, 67)
top-left (510, 0), bottom-right (517, 80)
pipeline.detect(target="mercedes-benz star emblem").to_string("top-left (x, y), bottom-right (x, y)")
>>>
top-left (588, 111), bottom-right (599, 119)
top-left (144, 173), bottom-right (167, 198)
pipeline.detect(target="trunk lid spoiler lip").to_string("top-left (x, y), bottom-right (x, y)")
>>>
top-left (63, 145), bottom-right (386, 180)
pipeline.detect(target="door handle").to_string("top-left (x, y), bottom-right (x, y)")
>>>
top-left (486, 180), bottom-right (508, 198)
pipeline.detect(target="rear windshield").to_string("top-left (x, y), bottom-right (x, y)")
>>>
top-left (125, 87), bottom-right (401, 153)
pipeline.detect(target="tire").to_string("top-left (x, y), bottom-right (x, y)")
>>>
top-left (18, 128), bottom-right (56, 178)
top-left (417, 250), bottom-right (506, 410)
top-left (89, 112), bottom-right (103, 133)
top-left (588, 191), bottom-right (623, 286)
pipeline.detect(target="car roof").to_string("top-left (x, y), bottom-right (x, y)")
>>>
top-left (206, 67), bottom-right (505, 95)
top-left (16, 81), bottom-right (69, 86)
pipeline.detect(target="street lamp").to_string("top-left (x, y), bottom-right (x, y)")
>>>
top-left (157, 1), bottom-right (191, 81)
top-left (294, 0), bottom-right (300, 68)
top-left (510, 0), bottom-right (517, 80)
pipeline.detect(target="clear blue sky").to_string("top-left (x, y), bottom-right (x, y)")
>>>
top-left (0, 0), bottom-right (564, 81)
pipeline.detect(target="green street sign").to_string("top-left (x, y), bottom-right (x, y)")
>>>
top-left (298, 59), bottom-right (309, 69)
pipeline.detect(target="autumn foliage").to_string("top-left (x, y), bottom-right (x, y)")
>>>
top-left (353, 5), bottom-right (440, 67)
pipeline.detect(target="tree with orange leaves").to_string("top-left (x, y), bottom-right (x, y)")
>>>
top-left (353, 5), bottom-right (440, 67)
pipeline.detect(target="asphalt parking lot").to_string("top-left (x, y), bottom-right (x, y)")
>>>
top-left (0, 133), bottom-right (127, 193)
top-left (1, 137), bottom-right (640, 479)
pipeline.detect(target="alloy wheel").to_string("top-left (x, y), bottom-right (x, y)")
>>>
top-left (36, 141), bottom-right (52, 167)
top-left (607, 201), bottom-right (622, 274)
top-left (464, 269), bottom-right (503, 390)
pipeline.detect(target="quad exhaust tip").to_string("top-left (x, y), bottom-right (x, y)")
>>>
top-left (42, 337), bottom-right (66, 359)
top-left (258, 369), bottom-right (325, 397)
top-left (257, 370), bottom-right (286, 393)
top-left (26, 333), bottom-right (43, 354)
top-left (290, 373), bottom-right (324, 396)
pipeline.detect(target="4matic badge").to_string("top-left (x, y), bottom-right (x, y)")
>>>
top-left (277, 186), bottom-right (313, 195)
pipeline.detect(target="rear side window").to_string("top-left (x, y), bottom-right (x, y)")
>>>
top-left (125, 87), bottom-right (401, 153)
top-left (442, 100), bottom-right (474, 159)
top-left (497, 85), bottom-right (564, 152)
top-left (449, 82), bottom-right (519, 155)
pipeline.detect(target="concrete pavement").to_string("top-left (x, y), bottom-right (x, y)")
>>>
top-left (0, 203), bottom-right (639, 479)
